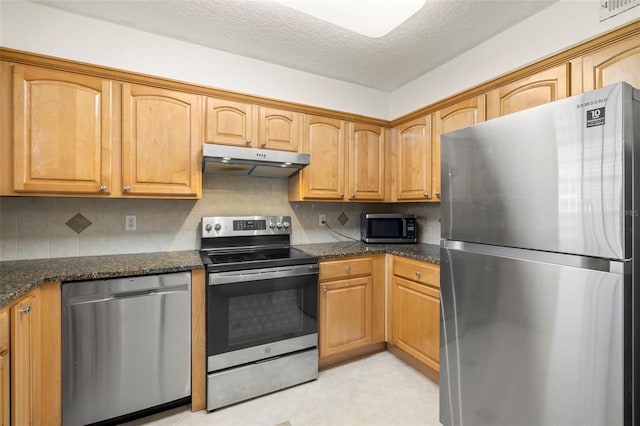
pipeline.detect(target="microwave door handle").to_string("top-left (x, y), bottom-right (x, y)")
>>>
top-left (402, 219), bottom-right (407, 238)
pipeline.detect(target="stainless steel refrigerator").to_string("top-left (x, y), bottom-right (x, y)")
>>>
top-left (440, 82), bottom-right (639, 426)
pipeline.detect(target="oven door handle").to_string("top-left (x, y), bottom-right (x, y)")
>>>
top-left (208, 264), bottom-right (319, 285)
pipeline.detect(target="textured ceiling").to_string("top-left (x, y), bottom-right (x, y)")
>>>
top-left (30, 0), bottom-right (557, 92)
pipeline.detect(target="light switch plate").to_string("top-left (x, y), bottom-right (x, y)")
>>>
top-left (125, 214), bottom-right (137, 231)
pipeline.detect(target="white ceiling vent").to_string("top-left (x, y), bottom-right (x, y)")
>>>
top-left (600, 0), bottom-right (640, 21)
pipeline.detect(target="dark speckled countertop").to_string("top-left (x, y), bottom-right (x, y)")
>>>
top-left (294, 242), bottom-right (440, 264)
top-left (0, 251), bottom-right (203, 308)
top-left (1, 243), bottom-right (439, 309)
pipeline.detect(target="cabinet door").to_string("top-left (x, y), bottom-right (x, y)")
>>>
top-left (258, 107), bottom-right (299, 151)
top-left (298, 115), bottom-right (346, 200)
top-left (11, 291), bottom-right (41, 426)
top-left (391, 276), bottom-right (440, 372)
top-left (394, 115), bottom-right (433, 201)
top-left (122, 84), bottom-right (201, 197)
top-left (348, 122), bottom-right (385, 201)
top-left (205, 98), bottom-right (254, 147)
top-left (0, 307), bottom-right (9, 426)
top-left (319, 276), bottom-right (372, 357)
top-left (486, 64), bottom-right (570, 119)
top-left (12, 65), bottom-right (113, 194)
top-left (581, 33), bottom-right (640, 91)
top-left (433, 95), bottom-right (486, 201)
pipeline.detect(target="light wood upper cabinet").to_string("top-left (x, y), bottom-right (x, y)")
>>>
top-left (122, 83), bottom-right (201, 197)
top-left (347, 122), bottom-right (386, 201)
top-left (581, 33), bottom-right (640, 91)
top-left (433, 95), bottom-right (486, 201)
top-left (393, 115), bottom-right (433, 201)
top-left (205, 100), bottom-right (299, 151)
top-left (0, 307), bottom-right (9, 426)
top-left (290, 115), bottom-right (346, 200)
top-left (487, 64), bottom-right (570, 119)
top-left (389, 256), bottom-right (440, 375)
top-left (258, 107), bottom-right (299, 151)
top-left (11, 65), bottom-right (113, 194)
top-left (205, 98), bottom-right (254, 147)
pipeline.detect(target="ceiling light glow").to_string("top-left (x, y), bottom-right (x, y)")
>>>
top-left (273, 0), bottom-right (425, 38)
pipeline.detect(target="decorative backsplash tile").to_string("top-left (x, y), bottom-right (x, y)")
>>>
top-left (337, 212), bottom-right (349, 226)
top-left (65, 213), bottom-right (92, 234)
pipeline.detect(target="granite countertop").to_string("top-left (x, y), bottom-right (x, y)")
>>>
top-left (294, 241), bottom-right (440, 264)
top-left (0, 251), bottom-right (204, 308)
top-left (1, 242), bottom-right (439, 309)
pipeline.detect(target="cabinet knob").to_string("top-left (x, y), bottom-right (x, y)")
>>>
top-left (424, 192), bottom-right (430, 198)
top-left (123, 186), bottom-right (131, 192)
top-left (261, 141), bottom-right (266, 147)
top-left (435, 192), bottom-right (441, 198)
top-left (345, 266), bottom-right (351, 272)
top-left (322, 285), bottom-right (327, 292)
top-left (340, 193), bottom-right (344, 198)
top-left (350, 194), bottom-right (355, 199)
top-left (100, 185), bottom-right (108, 192)
top-left (246, 139), bottom-right (252, 146)
top-left (18, 306), bottom-right (31, 315)
top-left (415, 271), bottom-right (422, 278)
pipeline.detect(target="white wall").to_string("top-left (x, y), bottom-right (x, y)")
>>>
top-left (0, 0), bottom-right (390, 119)
top-left (390, 1), bottom-right (640, 118)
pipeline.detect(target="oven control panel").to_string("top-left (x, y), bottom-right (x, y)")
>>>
top-left (202, 216), bottom-right (291, 237)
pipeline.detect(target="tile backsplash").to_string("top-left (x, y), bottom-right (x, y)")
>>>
top-left (0, 175), bottom-right (441, 261)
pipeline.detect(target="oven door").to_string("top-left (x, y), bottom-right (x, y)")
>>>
top-left (207, 263), bottom-right (318, 371)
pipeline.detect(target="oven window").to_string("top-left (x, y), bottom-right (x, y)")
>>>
top-left (228, 288), bottom-right (303, 346)
top-left (369, 219), bottom-right (402, 238)
top-left (207, 272), bottom-right (318, 356)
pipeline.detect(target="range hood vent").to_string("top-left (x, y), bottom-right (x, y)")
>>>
top-left (202, 144), bottom-right (310, 178)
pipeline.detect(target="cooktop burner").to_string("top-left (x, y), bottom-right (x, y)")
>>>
top-left (199, 215), bottom-right (317, 272)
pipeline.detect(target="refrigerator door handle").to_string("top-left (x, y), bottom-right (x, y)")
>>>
top-left (442, 239), bottom-right (630, 274)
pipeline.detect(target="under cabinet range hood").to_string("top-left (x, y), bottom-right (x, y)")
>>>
top-left (202, 144), bottom-right (310, 178)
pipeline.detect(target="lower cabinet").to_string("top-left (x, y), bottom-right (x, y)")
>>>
top-left (318, 255), bottom-right (385, 365)
top-left (388, 256), bottom-right (440, 378)
top-left (4, 282), bottom-right (61, 426)
top-left (1, 307), bottom-right (9, 426)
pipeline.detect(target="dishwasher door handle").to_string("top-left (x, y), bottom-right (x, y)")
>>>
top-left (67, 283), bottom-right (189, 306)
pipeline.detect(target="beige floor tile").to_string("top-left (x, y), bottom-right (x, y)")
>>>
top-left (121, 351), bottom-right (440, 426)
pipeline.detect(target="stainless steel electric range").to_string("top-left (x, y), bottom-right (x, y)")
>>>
top-left (199, 215), bottom-right (319, 411)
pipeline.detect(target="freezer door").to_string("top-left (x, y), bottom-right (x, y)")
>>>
top-left (441, 82), bottom-right (637, 260)
top-left (440, 246), bottom-right (628, 426)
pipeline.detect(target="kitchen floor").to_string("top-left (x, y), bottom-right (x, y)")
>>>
top-left (122, 351), bottom-right (440, 426)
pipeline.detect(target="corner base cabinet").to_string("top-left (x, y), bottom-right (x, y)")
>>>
top-left (388, 256), bottom-right (440, 378)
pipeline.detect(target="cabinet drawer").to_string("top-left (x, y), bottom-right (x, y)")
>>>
top-left (319, 257), bottom-right (373, 281)
top-left (393, 257), bottom-right (439, 288)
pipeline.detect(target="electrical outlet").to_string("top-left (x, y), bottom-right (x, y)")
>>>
top-left (318, 214), bottom-right (326, 226)
top-left (125, 214), bottom-right (137, 231)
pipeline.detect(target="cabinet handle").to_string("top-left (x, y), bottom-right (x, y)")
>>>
top-left (261, 141), bottom-right (266, 147)
top-left (415, 271), bottom-right (422, 279)
top-left (123, 186), bottom-right (131, 192)
top-left (345, 266), bottom-right (351, 272)
top-left (100, 185), bottom-right (108, 192)
top-left (322, 285), bottom-right (327, 292)
top-left (18, 306), bottom-right (31, 315)
top-left (435, 192), bottom-right (441, 198)
top-left (246, 139), bottom-right (252, 146)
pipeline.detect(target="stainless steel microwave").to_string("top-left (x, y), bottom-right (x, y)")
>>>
top-left (360, 213), bottom-right (417, 243)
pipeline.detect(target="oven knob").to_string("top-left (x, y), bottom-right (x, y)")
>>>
top-left (276, 222), bottom-right (282, 229)
top-left (204, 223), bottom-right (212, 232)
top-left (283, 221), bottom-right (290, 229)
top-left (214, 223), bottom-right (221, 231)
top-left (269, 222), bottom-right (275, 229)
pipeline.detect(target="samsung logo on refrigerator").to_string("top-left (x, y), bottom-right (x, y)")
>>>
top-left (576, 97), bottom-right (608, 108)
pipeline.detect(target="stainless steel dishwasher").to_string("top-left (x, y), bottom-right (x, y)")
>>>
top-left (62, 272), bottom-right (191, 426)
